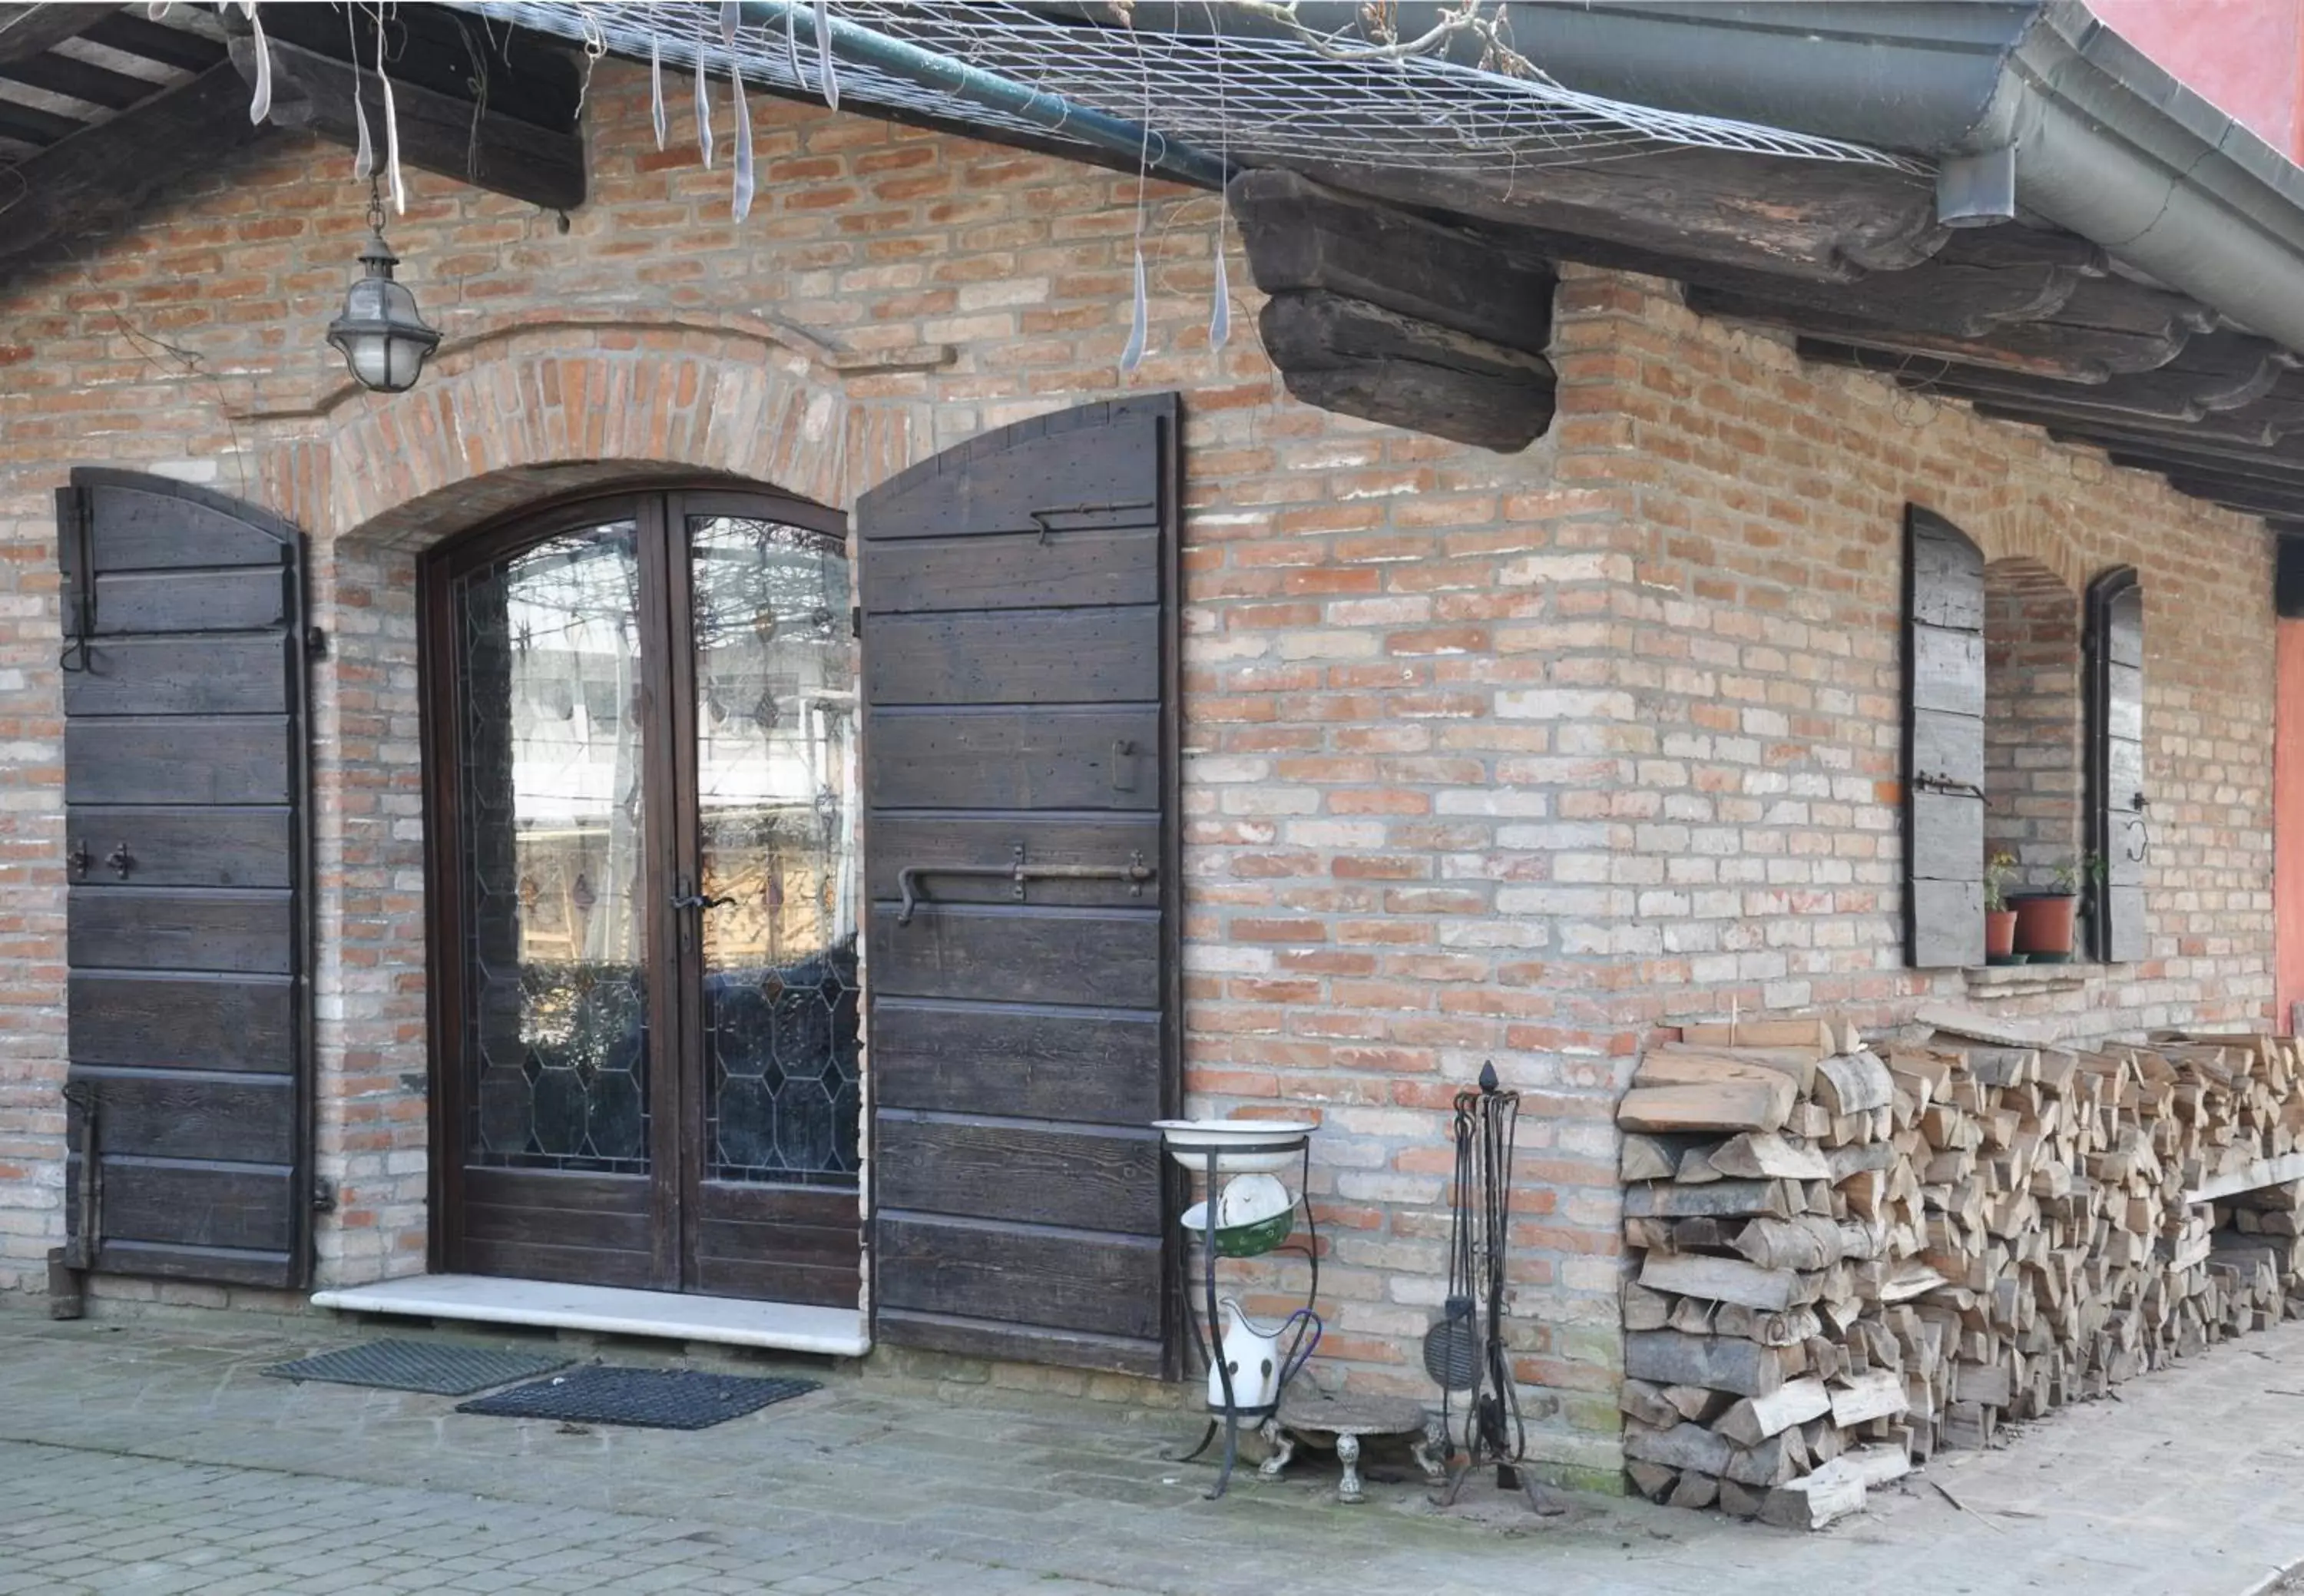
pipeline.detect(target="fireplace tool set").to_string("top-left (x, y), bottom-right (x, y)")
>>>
top-left (1424, 1062), bottom-right (1564, 1512)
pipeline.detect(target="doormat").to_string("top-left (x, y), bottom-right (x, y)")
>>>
top-left (263, 1339), bottom-right (574, 1397)
top-left (455, 1366), bottom-right (821, 1430)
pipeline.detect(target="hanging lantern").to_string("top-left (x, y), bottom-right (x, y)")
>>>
top-left (325, 180), bottom-right (439, 394)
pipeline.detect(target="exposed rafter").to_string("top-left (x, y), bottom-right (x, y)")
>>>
top-left (0, 61), bottom-right (267, 279)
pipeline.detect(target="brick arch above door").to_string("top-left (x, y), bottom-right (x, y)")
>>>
top-left (250, 329), bottom-right (931, 552)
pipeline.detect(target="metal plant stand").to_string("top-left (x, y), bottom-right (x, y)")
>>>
top-left (1259, 1389), bottom-right (1447, 1503)
top-left (1160, 1124), bottom-right (1318, 1500)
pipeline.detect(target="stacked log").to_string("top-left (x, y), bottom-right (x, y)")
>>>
top-left (1616, 1007), bottom-right (2304, 1528)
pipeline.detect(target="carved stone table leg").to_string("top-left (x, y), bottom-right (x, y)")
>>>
top-left (1334, 1433), bottom-right (1365, 1504)
top-left (1412, 1413), bottom-right (1448, 1483)
top-left (1256, 1419), bottom-right (1296, 1479)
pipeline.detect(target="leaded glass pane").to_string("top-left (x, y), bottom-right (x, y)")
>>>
top-left (453, 522), bottom-right (652, 1175)
top-left (690, 515), bottom-right (861, 1186)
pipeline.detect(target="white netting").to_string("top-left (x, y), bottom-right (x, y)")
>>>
top-left (458, 1), bottom-right (1924, 177)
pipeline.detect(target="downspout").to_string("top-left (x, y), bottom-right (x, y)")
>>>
top-left (1503, 2), bottom-right (2304, 353)
top-left (738, 1), bottom-right (1231, 190)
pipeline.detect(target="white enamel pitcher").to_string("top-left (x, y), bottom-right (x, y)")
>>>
top-left (1208, 1300), bottom-right (1319, 1415)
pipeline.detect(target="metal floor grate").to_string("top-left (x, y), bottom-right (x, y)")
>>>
top-left (455, 1366), bottom-right (821, 1430)
top-left (264, 1339), bottom-right (574, 1396)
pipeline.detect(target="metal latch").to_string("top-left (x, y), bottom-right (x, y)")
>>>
top-left (895, 842), bottom-right (1156, 924)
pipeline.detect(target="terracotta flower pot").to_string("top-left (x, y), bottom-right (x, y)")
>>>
top-left (2010, 892), bottom-right (2078, 959)
top-left (1985, 909), bottom-right (2019, 959)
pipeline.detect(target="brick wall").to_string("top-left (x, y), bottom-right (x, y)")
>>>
top-left (0, 64), bottom-right (2282, 1487)
top-left (1984, 561), bottom-right (2086, 895)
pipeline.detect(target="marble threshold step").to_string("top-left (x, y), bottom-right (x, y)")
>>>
top-left (311, 1274), bottom-right (870, 1356)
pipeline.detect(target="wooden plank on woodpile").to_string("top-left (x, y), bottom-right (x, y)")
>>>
top-left (1915, 1003), bottom-right (2058, 1047)
top-left (1625, 1331), bottom-right (1784, 1397)
top-left (1679, 1018), bottom-right (1837, 1053)
top-left (1710, 1131), bottom-right (1832, 1180)
top-left (1714, 1377), bottom-right (1832, 1447)
top-left (1639, 1251), bottom-right (1809, 1313)
top-left (1625, 1180), bottom-right (1797, 1220)
top-left (1621, 1420), bottom-right (1734, 1476)
top-left (1828, 1368), bottom-right (1908, 1426)
top-left (1619, 1080), bottom-right (1794, 1134)
top-left (1759, 1467), bottom-right (1867, 1531)
top-left (1816, 1052), bottom-right (1896, 1115)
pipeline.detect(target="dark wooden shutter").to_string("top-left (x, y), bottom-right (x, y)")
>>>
top-left (2088, 566), bottom-right (2147, 964)
top-left (858, 396), bottom-right (1179, 1377)
top-left (57, 469), bottom-right (313, 1289)
top-left (1905, 505), bottom-right (1987, 969)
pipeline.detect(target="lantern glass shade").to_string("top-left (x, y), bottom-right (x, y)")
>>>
top-left (326, 234), bottom-right (441, 395)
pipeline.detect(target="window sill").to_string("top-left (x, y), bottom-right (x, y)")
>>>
top-left (1962, 963), bottom-right (2092, 998)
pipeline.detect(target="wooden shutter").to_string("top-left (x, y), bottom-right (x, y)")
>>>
top-left (57, 469), bottom-right (313, 1289)
top-left (857, 396), bottom-right (1179, 1378)
top-left (2088, 566), bottom-right (2147, 963)
top-left (1905, 506), bottom-right (1987, 969)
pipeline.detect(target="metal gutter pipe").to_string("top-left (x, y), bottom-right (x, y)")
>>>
top-left (737, 1), bottom-right (1231, 190)
top-left (1501, 2), bottom-right (2304, 353)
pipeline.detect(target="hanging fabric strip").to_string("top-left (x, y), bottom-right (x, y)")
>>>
top-left (346, 7), bottom-right (372, 177)
top-left (1210, 243), bottom-right (1230, 352)
top-left (732, 70), bottom-right (755, 221)
top-left (815, 0), bottom-right (839, 111)
top-left (649, 35), bottom-right (667, 151)
top-left (786, 5), bottom-right (805, 92)
top-left (246, 4), bottom-right (271, 124)
top-left (1120, 244), bottom-right (1148, 375)
top-left (720, 1), bottom-right (740, 47)
top-left (379, 26), bottom-right (405, 215)
top-left (694, 52), bottom-right (713, 169)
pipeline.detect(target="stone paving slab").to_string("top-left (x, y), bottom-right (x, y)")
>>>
top-left (2, 1306), bottom-right (2302, 1594)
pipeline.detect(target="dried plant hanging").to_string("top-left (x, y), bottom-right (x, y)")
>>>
top-left (245, 3), bottom-right (271, 123)
top-left (815, 0), bottom-right (839, 111)
top-left (694, 51), bottom-right (713, 168)
top-left (649, 35), bottom-right (666, 151)
top-left (731, 68), bottom-right (755, 220)
top-left (346, 5), bottom-right (373, 177)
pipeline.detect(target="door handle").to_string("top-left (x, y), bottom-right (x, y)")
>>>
top-left (670, 892), bottom-right (738, 911)
top-left (895, 843), bottom-right (1155, 924)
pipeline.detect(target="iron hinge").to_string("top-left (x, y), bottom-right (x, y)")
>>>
top-left (306, 626), bottom-right (328, 660)
top-left (850, 604), bottom-right (862, 640)
top-left (310, 1176), bottom-right (337, 1214)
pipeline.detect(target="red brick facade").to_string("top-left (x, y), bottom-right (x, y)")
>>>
top-left (0, 66), bottom-right (2280, 1485)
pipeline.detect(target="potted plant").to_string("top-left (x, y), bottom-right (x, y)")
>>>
top-left (2010, 853), bottom-right (2100, 963)
top-left (1985, 850), bottom-right (2021, 964)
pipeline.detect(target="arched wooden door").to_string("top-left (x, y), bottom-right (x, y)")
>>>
top-left (422, 486), bottom-right (861, 1305)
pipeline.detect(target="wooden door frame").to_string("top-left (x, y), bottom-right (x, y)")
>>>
top-left (416, 478), bottom-right (852, 1289)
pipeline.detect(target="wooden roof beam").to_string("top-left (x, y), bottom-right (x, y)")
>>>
top-left (0, 60), bottom-right (266, 280)
top-left (227, 31), bottom-right (584, 213)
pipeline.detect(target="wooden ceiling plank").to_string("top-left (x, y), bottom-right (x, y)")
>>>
top-left (0, 93), bottom-right (78, 144)
top-left (0, 45), bottom-right (160, 108)
top-left (0, 2), bottom-right (110, 67)
top-left (81, 11), bottom-right (227, 73)
top-left (0, 61), bottom-right (266, 279)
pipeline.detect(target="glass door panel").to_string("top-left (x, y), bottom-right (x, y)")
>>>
top-left (451, 522), bottom-right (653, 1174)
top-left (687, 512), bottom-right (862, 1186)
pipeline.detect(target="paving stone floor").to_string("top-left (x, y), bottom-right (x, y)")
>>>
top-left (3, 1305), bottom-right (2303, 1594)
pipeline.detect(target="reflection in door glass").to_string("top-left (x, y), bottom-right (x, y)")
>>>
top-left (452, 524), bottom-right (651, 1174)
top-left (690, 515), bottom-right (861, 1185)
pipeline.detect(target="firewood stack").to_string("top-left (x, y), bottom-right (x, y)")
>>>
top-left (1614, 1005), bottom-right (2304, 1529)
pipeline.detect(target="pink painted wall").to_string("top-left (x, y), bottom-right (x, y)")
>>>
top-left (2093, 0), bottom-right (2304, 161)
